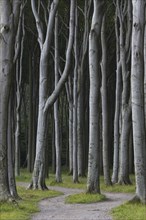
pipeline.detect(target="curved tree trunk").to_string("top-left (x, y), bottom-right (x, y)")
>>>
top-left (29, 0), bottom-right (75, 189)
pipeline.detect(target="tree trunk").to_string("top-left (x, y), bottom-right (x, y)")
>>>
top-left (8, 93), bottom-right (20, 199)
top-left (101, 14), bottom-right (112, 186)
top-left (117, 0), bottom-right (132, 185)
top-left (0, 0), bottom-right (21, 202)
top-left (73, 3), bottom-right (79, 183)
top-left (131, 0), bottom-right (146, 204)
top-left (77, 0), bottom-right (91, 177)
top-left (112, 3), bottom-right (122, 183)
top-left (27, 53), bottom-right (33, 172)
top-left (54, 12), bottom-right (62, 183)
top-left (29, 0), bottom-right (75, 189)
top-left (69, 102), bottom-right (73, 174)
top-left (87, 0), bottom-right (104, 194)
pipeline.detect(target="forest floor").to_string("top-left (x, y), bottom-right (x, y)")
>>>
top-left (18, 182), bottom-right (133, 220)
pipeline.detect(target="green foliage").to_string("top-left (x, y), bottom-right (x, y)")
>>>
top-left (65, 192), bottom-right (106, 204)
top-left (112, 202), bottom-right (146, 220)
top-left (0, 186), bottom-right (63, 220)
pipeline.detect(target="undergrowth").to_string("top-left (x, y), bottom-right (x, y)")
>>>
top-left (112, 201), bottom-right (146, 220)
top-left (13, 169), bottom-right (145, 220)
top-left (0, 186), bottom-right (63, 220)
top-left (65, 192), bottom-right (106, 204)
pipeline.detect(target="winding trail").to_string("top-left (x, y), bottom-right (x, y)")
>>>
top-left (21, 184), bottom-right (133, 220)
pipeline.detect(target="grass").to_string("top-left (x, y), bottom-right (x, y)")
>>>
top-left (16, 170), bottom-right (32, 183)
top-left (48, 173), bottom-right (136, 194)
top-left (0, 186), bottom-right (63, 220)
top-left (14, 169), bottom-right (145, 220)
top-left (112, 201), bottom-right (146, 220)
top-left (65, 192), bottom-right (106, 204)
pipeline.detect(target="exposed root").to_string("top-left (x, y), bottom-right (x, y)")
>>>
top-left (130, 195), bottom-right (146, 205)
top-left (27, 182), bottom-right (48, 190)
top-left (118, 177), bottom-right (132, 185)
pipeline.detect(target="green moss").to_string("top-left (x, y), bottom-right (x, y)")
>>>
top-left (112, 201), bottom-right (146, 220)
top-left (65, 192), bottom-right (106, 204)
top-left (0, 186), bottom-right (63, 220)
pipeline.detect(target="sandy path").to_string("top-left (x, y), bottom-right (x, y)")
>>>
top-left (26, 185), bottom-right (133, 220)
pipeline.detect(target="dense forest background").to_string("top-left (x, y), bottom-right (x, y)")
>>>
top-left (0, 0), bottom-right (146, 205)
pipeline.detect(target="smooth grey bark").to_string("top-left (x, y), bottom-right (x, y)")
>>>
top-left (69, 101), bottom-right (73, 174)
top-left (29, 0), bottom-right (75, 189)
top-left (27, 53), bottom-right (33, 172)
top-left (52, 121), bottom-right (56, 173)
top-left (131, 0), bottom-right (146, 204)
top-left (73, 3), bottom-right (79, 183)
top-left (8, 94), bottom-right (20, 199)
top-left (117, 0), bottom-right (132, 185)
top-left (87, 0), bottom-right (104, 194)
top-left (77, 0), bottom-right (92, 177)
top-left (112, 3), bottom-right (122, 184)
top-left (65, 75), bottom-right (73, 174)
top-left (0, 0), bottom-right (21, 201)
top-left (28, 0), bottom-right (59, 190)
top-left (101, 14), bottom-right (112, 186)
top-left (15, 60), bottom-right (21, 177)
top-left (15, 3), bottom-right (25, 177)
top-left (54, 13), bottom-right (62, 183)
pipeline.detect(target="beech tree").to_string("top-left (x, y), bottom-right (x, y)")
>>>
top-left (28, 0), bottom-right (75, 189)
top-left (101, 14), bottom-right (112, 186)
top-left (131, 0), bottom-right (146, 204)
top-left (54, 12), bottom-right (62, 183)
top-left (87, 0), bottom-right (104, 194)
top-left (0, 0), bottom-right (22, 201)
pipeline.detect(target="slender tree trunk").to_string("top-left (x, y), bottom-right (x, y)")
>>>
top-left (112, 4), bottom-right (122, 183)
top-left (15, 60), bottom-right (21, 177)
top-left (8, 93), bottom-right (20, 199)
top-left (69, 102), bottom-right (73, 174)
top-left (101, 14), bottom-right (112, 186)
top-left (15, 10), bottom-right (24, 176)
top-left (73, 3), bottom-right (79, 183)
top-left (131, 0), bottom-right (146, 204)
top-left (77, 0), bottom-right (91, 177)
top-left (29, 0), bottom-right (75, 189)
top-left (87, 0), bottom-right (104, 194)
top-left (54, 13), bottom-right (62, 182)
top-left (27, 53), bottom-right (33, 172)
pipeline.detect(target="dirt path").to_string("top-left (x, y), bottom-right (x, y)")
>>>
top-left (25, 185), bottom-right (133, 220)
